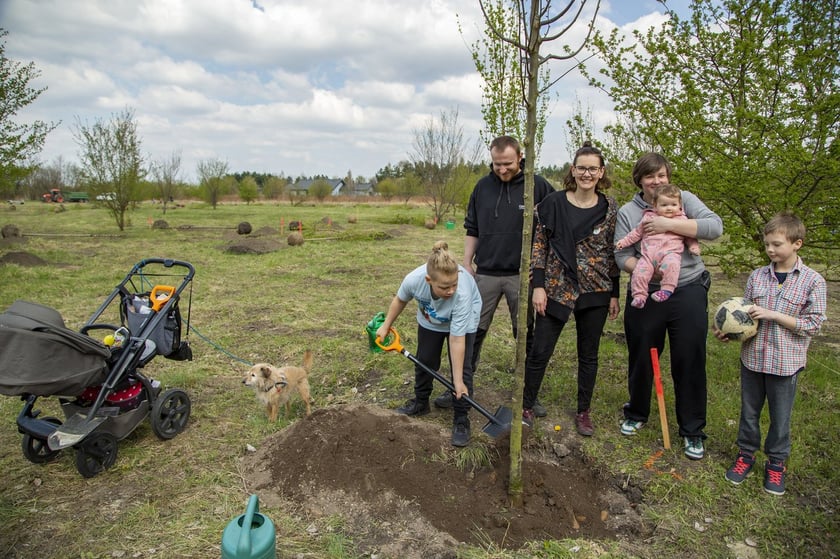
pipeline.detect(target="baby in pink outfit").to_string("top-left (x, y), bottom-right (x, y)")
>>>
top-left (616, 184), bottom-right (701, 308)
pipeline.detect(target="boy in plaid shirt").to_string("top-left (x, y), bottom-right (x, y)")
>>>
top-left (714, 212), bottom-right (827, 495)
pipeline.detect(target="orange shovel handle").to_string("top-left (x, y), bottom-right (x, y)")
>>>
top-left (374, 327), bottom-right (404, 353)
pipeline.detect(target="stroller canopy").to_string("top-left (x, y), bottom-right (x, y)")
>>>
top-left (0, 300), bottom-right (111, 397)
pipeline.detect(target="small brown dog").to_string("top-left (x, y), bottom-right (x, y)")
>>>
top-left (243, 350), bottom-right (313, 421)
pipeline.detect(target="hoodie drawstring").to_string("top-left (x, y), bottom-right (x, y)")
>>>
top-left (494, 182), bottom-right (510, 219)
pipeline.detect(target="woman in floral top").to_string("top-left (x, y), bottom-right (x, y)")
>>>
top-left (522, 141), bottom-right (620, 436)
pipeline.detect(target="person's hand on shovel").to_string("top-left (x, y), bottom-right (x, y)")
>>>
top-left (451, 379), bottom-right (469, 401)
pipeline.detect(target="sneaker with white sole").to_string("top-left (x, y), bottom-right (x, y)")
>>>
top-left (620, 419), bottom-right (644, 435)
top-left (763, 460), bottom-right (786, 495)
top-left (725, 451), bottom-right (756, 485)
top-left (684, 436), bottom-right (705, 460)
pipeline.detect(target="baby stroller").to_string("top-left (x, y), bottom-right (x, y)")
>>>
top-left (0, 258), bottom-right (195, 478)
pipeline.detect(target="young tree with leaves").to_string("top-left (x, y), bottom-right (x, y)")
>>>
top-left (238, 175), bottom-right (258, 205)
top-left (74, 108), bottom-right (144, 231)
top-left (196, 158), bottom-right (229, 209)
top-left (586, 0), bottom-right (839, 274)
top-left (478, 0), bottom-right (601, 505)
top-left (409, 107), bottom-right (481, 223)
top-left (149, 150), bottom-right (182, 214)
top-left (0, 29), bottom-right (58, 197)
top-left (461, 1), bottom-right (551, 160)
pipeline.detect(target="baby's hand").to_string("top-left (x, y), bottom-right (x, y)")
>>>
top-left (690, 246), bottom-right (701, 256)
top-left (616, 240), bottom-right (626, 250)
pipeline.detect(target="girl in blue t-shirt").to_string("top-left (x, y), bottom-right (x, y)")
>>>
top-left (376, 241), bottom-right (482, 447)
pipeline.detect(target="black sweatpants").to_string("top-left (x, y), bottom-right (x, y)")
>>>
top-left (622, 274), bottom-right (710, 438)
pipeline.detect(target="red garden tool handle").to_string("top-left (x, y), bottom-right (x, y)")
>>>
top-left (375, 327), bottom-right (403, 353)
top-left (150, 285), bottom-right (176, 312)
top-left (650, 347), bottom-right (671, 449)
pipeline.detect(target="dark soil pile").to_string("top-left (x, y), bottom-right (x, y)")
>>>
top-left (243, 404), bottom-right (642, 558)
top-left (0, 251), bottom-right (45, 266)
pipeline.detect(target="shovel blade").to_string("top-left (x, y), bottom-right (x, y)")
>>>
top-left (481, 406), bottom-right (513, 438)
top-left (48, 413), bottom-right (107, 450)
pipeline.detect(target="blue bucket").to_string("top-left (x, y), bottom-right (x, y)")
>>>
top-left (221, 495), bottom-right (276, 559)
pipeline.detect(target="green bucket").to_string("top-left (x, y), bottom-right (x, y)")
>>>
top-left (445, 220), bottom-right (456, 230)
top-left (221, 495), bottom-right (275, 559)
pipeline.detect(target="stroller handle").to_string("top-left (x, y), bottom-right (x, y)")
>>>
top-left (135, 258), bottom-right (195, 280)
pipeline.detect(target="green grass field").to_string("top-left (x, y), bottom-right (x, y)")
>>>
top-left (1, 199), bottom-right (837, 558)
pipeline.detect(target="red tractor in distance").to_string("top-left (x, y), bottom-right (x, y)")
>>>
top-left (42, 189), bottom-right (89, 203)
top-left (42, 188), bottom-right (64, 203)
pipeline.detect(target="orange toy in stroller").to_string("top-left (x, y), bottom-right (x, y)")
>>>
top-left (0, 258), bottom-right (195, 478)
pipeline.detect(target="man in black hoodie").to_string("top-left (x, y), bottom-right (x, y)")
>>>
top-left (435, 135), bottom-right (554, 415)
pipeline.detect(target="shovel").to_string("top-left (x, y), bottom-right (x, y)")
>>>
top-left (375, 327), bottom-right (512, 438)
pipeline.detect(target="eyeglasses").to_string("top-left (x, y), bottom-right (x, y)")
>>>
top-left (574, 166), bottom-right (602, 175)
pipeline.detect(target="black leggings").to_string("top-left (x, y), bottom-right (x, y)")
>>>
top-left (413, 325), bottom-right (475, 424)
top-left (523, 304), bottom-right (609, 412)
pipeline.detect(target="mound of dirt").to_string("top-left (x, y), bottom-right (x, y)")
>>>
top-left (223, 237), bottom-right (283, 254)
top-left (243, 404), bottom-right (641, 558)
top-left (0, 251), bottom-right (46, 266)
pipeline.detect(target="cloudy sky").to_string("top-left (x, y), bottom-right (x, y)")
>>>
top-left (2, 0), bottom-right (689, 183)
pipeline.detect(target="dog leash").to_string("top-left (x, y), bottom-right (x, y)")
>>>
top-left (185, 322), bottom-right (254, 366)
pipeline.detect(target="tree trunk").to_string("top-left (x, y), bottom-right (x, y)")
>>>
top-left (508, 0), bottom-right (543, 507)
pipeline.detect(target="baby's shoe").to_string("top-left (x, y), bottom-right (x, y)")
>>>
top-left (630, 296), bottom-right (647, 308)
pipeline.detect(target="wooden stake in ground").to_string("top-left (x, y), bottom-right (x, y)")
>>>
top-left (650, 348), bottom-right (671, 449)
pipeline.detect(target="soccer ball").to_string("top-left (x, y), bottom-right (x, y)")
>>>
top-left (713, 297), bottom-right (758, 341)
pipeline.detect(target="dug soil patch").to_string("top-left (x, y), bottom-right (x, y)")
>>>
top-left (243, 404), bottom-right (641, 558)
top-left (0, 250), bottom-right (45, 266)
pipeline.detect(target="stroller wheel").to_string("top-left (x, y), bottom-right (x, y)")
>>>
top-left (74, 432), bottom-right (118, 478)
top-left (21, 416), bottom-right (63, 464)
top-left (151, 388), bottom-right (191, 440)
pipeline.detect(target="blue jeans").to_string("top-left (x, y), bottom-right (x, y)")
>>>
top-left (736, 363), bottom-right (799, 462)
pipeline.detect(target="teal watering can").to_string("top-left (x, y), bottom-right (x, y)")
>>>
top-left (221, 495), bottom-right (276, 559)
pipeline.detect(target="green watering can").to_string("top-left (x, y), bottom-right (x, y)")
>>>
top-left (221, 495), bottom-right (275, 559)
top-left (365, 312), bottom-right (388, 353)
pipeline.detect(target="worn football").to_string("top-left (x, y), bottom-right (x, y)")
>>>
top-left (714, 297), bottom-right (758, 341)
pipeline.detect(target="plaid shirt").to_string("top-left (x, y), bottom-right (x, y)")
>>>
top-left (741, 257), bottom-right (827, 376)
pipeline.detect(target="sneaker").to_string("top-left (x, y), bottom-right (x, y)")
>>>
top-left (725, 451), bottom-right (756, 485)
top-left (451, 422), bottom-right (470, 447)
top-left (575, 410), bottom-right (594, 437)
top-left (620, 419), bottom-right (644, 435)
top-left (522, 408), bottom-right (535, 427)
top-left (533, 399), bottom-right (548, 418)
top-left (764, 460), bottom-right (786, 495)
top-left (434, 391), bottom-right (453, 409)
top-left (684, 436), bottom-right (705, 460)
top-left (395, 398), bottom-right (430, 416)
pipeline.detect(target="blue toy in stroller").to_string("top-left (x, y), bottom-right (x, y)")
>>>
top-left (0, 258), bottom-right (195, 478)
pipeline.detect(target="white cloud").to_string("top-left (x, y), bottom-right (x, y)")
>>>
top-left (4, 0), bottom-right (687, 181)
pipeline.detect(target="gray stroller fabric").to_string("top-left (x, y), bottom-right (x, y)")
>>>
top-left (0, 300), bottom-right (111, 396)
